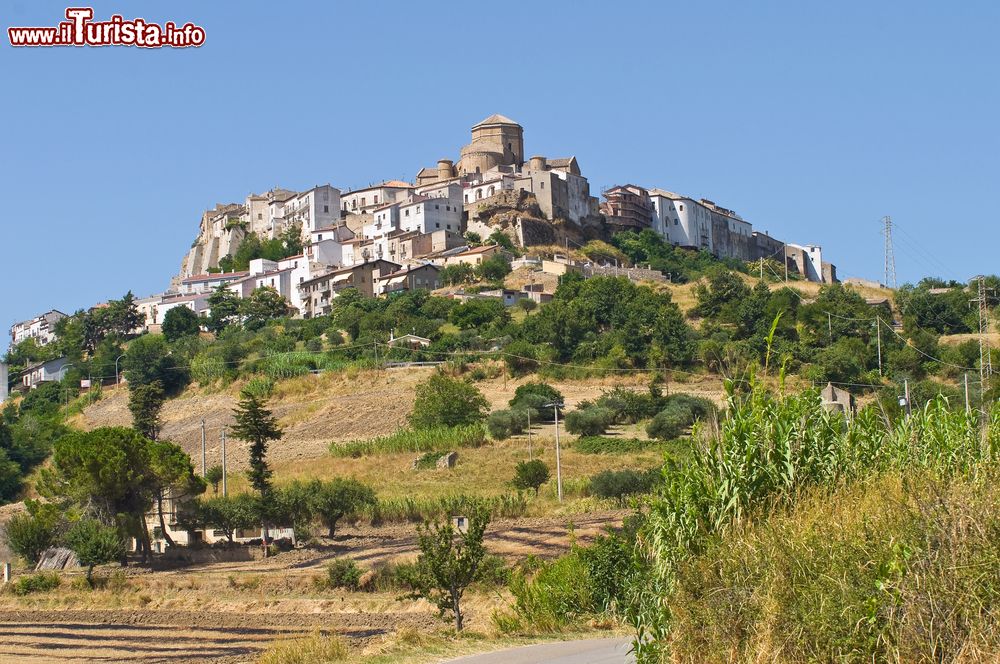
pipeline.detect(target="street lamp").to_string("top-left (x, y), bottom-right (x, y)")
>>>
top-left (114, 354), bottom-right (126, 385)
top-left (542, 401), bottom-right (565, 502)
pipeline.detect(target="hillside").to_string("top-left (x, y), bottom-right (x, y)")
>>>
top-left (71, 369), bottom-right (725, 475)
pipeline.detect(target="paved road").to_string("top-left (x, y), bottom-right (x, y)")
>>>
top-left (444, 637), bottom-right (635, 664)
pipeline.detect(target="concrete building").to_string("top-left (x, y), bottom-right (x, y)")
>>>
top-left (179, 272), bottom-right (249, 295)
top-left (341, 181), bottom-right (413, 215)
top-left (298, 259), bottom-right (401, 317)
top-left (601, 184), bottom-right (654, 231)
top-left (786, 243), bottom-right (834, 283)
top-left (378, 263), bottom-right (441, 295)
top-left (10, 310), bottom-right (67, 349)
top-left (280, 185), bottom-right (342, 236)
top-left (441, 244), bottom-right (501, 267)
top-left (155, 293), bottom-right (212, 325)
top-left (22, 357), bottom-right (70, 389)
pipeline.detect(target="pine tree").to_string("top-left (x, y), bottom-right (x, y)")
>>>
top-left (230, 391), bottom-right (282, 498)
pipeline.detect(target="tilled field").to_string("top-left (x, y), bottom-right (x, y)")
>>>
top-left (0, 609), bottom-right (436, 663)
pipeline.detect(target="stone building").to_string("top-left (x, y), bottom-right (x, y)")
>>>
top-left (601, 184), bottom-right (654, 232)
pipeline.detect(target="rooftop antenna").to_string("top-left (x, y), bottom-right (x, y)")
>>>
top-left (881, 215), bottom-right (897, 289)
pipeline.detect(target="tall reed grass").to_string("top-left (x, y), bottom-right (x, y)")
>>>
top-left (633, 378), bottom-right (999, 661)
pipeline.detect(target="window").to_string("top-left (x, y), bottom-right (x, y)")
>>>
top-left (405, 209), bottom-right (410, 216)
top-left (679, 204), bottom-right (684, 211)
top-left (257, 213), bottom-right (262, 220)
top-left (323, 205), bottom-right (329, 213)
top-left (464, 194), bottom-right (469, 203)
top-left (436, 223), bottom-right (440, 229)
top-left (361, 197), bottom-right (366, 207)
top-left (374, 195), bottom-right (379, 204)
top-left (435, 204), bottom-right (440, 210)
top-left (540, 182), bottom-right (544, 189)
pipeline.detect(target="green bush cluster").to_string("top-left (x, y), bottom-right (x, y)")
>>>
top-left (646, 394), bottom-right (715, 440)
top-left (487, 408), bottom-right (531, 440)
top-left (330, 424), bottom-right (487, 458)
top-left (573, 436), bottom-right (658, 454)
top-left (564, 407), bottom-right (615, 437)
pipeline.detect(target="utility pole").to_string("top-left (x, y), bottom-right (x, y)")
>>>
top-left (526, 410), bottom-right (532, 460)
top-left (972, 275), bottom-right (993, 412)
top-left (876, 317), bottom-right (883, 376)
top-left (200, 419), bottom-right (206, 477)
top-left (882, 216), bottom-right (897, 289)
top-left (904, 379), bottom-right (912, 419)
top-left (964, 373), bottom-right (970, 414)
top-left (221, 428), bottom-right (228, 497)
top-left (545, 401), bottom-right (565, 502)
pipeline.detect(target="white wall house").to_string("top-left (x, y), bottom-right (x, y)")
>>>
top-left (282, 185), bottom-right (342, 237)
top-left (363, 203), bottom-right (401, 239)
top-left (341, 181), bottom-right (413, 215)
top-left (787, 243), bottom-right (825, 282)
top-left (399, 196), bottom-right (462, 235)
top-left (10, 310), bottom-right (67, 349)
top-left (22, 357), bottom-right (70, 389)
top-left (155, 293), bottom-right (212, 325)
top-left (178, 271), bottom-right (249, 295)
top-left (647, 188), bottom-right (753, 260)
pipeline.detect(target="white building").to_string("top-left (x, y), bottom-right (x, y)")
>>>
top-left (647, 189), bottom-right (752, 261)
top-left (155, 293), bottom-right (212, 325)
top-left (178, 271), bottom-right (250, 295)
top-left (281, 185), bottom-right (342, 237)
top-left (22, 357), bottom-right (70, 389)
top-left (341, 181), bottom-right (413, 215)
top-left (10, 310), bottom-right (67, 349)
top-left (399, 195), bottom-right (462, 235)
top-left (787, 243), bottom-right (825, 282)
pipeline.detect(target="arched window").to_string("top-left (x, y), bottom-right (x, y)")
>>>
top-left (487, 186), bottom-right (495, 196)
top-left (476, 189), bottom-right (482, 200)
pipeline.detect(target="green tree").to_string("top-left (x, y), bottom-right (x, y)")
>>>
top-left (448, 298), bottom-right (510, 330)
top-left (510, 382), bottom-right (563, 421)
top-left (242, 286), bottom-right (290, 331)
top-left (307, 478), bottom-right (377, 538)
top-left (205, 465), bottom-right (224, 494)
top-left (122, 334), bottom-right (187, 394)
top-left (475, 255), bottom-right (512, 282)
top-left (402, 505), bottom-right (490, 631)
top-left (0, 448), bottom-right (22, 502)
top-left (162, 306), bottom-right (202, 341)
top-left (65, 518), bottom-right (126, 587)
top-left (2, 501), bottom-right (64, 565)
top-left (231, 391), bottom-right (282, 546)
top-left (207, 285), bottom-right (243, 333)
top-left (42, 427), bottom-right (157, 561)
top-left (106, 291), bottom-right (143, 338)
top-left (187, 494), bottom-right (259, 545)
top-left (128, 381), bottom-right (165, 440)
top-left (147, 440), bottom-right (205, 548)
top-left (512, 460), bottom-right (550, 496)
top-left (409, 374), bottom-right (489, 429)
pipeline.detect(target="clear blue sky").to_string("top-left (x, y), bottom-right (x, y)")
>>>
top-left (2, 0), bottom-right (998, 336)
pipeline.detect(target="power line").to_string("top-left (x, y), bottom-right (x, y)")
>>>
top-left (882, 215), bottom-right (897, 290)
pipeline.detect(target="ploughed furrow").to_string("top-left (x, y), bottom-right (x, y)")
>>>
top-left (0, 621), bottom-right (323, 663)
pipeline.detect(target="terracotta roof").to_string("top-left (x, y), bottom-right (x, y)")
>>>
top-left (453, 244), bottom-right (500, 256)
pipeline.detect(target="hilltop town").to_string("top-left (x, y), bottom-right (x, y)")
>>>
top-left (150, 114), bottom-right (835, 330)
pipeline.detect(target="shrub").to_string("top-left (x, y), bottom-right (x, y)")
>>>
top-left (242, 376), bottom-right (275, 400)
top-left (9, 572), bottom-right (61, 596)
top-left (589, 469), bottom-right (656, 503)
top-left (494, 552), bottom-right (595, 633)
top-left (574, 436), bottom-right (658, 454)
top-left (565, 407), bottom-right (614, 437)
top-left (3, 504), bottom-right (63, 565)
top-left (409, 374), bottom-right (489, 429)
top-left (324, 558), bottom-right (362, 590)
top-left (512, 460), bottom-right (550, 495)
top-left (488, 408), bottom-right (530, 440)
top-left (646, 394), bottom-right (715, 440)
top-left (595, 387), bottom-right (662, 424)
top-left (510, 383), bottom-right (563, 420)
